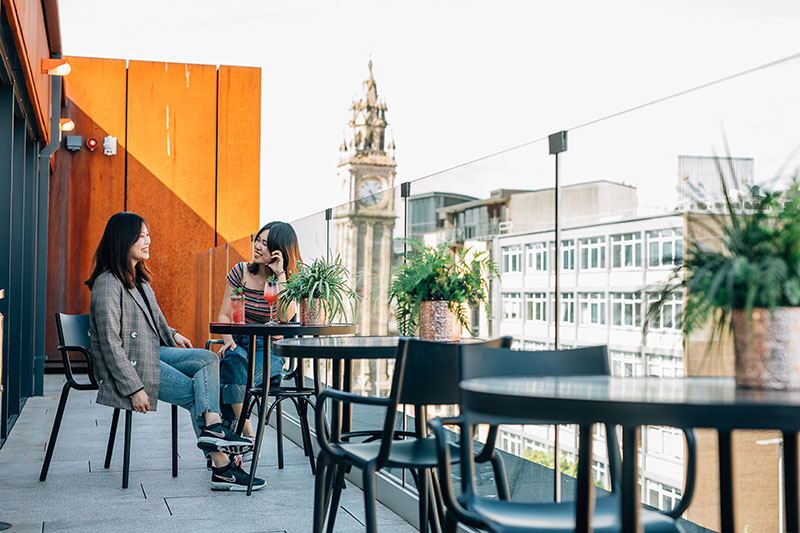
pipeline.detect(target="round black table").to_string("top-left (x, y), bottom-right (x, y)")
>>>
top-left (460, 376), bottom-right (800, 533)
top-left (209, 322), bottom-right (355, 494)
top-left (274, 336), bottom-right (401, 438)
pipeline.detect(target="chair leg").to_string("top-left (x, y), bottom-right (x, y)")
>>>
top-left (104, 409), bottom-right (121, 469)
top-left (122, 410), bottom-right (132, 489)
top-left (326, 464), bottom-right (347, 533)
top-left (276, 400), bottom-right (284, 469)
top-left (490, 452), bottom-right (510, 500)
top-left (294, 397), bottom-right (316, 474)
top-left (444, 513), bottom-right (459, 533)
top-left (363, 464), bottom-right (379, 533)
top-left (313, 454), bottom-right (331, 533)
top-left (39, 382), bottom-right (71, 482)
top-left (171, 404), bottom-right (178, 478)
top-left (418, 469), bottom-right (430, 533)
top-left (429, 469), bottom-right (446, 531)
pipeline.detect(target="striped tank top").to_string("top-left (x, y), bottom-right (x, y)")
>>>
top-left (226, 262), bottom-right (276, 323)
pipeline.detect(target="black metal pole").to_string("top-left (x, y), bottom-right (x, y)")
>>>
top-left (325, 208), bottom-right (332, 262)
top-left (548, 131), bottom-right (567, 503)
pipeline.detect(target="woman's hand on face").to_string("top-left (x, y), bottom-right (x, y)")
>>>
top-left (173, 332), bottom-right (193, 349)
top-left (131, 389), bottom-right (151, 414)
top-left (268, 250), bottom-right (284, 275)
top-left (217, 339), bottom-right (237, 358)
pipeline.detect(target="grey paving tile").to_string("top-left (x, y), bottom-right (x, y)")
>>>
top-left (0, 377), bottom-right (416, 532)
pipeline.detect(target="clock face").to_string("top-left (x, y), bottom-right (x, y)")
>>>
top-left (358, 179), bottom-right (383, 206)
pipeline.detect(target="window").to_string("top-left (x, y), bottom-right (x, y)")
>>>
top-left (648, 292), bottom-right (682, 330)
top-left (611, 232), bottom-right (642, 269)
top-left (611, 350), bottom-right (644, 377)
top-left (502, 245), bottom-right (522, 274)
top-left (647, 353), bottom-right (684, 378)
top-left (579, 292), bottom-right (606, 325)
top-left (580, 236), bottom-right (606, 270)
top-left (525, 340), bottom-right (550, 350)
top-left (644, 478), bottom-right (683, 512)
top-left (502, 292), bottom-right (522, 320)
top-left (526, 292), bottom-right (547, 322)
top-left (527, 242), bottom-right (547, 272)
top-left (612, 292), bottom-right (642, 327)
top-left (561, 239), bottom-right (575, 271)
top-left (648, 229), bottom-right (684, 267)
top-left (560, 292), bottom-right (575, 323)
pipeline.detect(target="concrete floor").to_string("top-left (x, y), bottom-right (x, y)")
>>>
top-left (0, 376), bottom-right (416, 533)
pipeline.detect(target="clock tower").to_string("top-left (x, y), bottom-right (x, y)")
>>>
top-left (335, 61), bottom-right (397, 335)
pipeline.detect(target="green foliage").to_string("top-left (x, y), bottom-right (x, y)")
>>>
top-left (647, 163), bottom-right (800, 347)
top-left (277, 255), bottom-right (358, 323)
top-left (524, 450), bottom-right (579, 478)
top-left (388, 239), bottom-right (497, 336)
top-left (231, 285), bottom-right (244, 296)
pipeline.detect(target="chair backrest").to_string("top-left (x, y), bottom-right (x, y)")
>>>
top-left (398, 336), bottom-right (513, 407)
top-left (55, 313), bottom-right (97, 387)
top-left (372, 337), bottom-right (511, 465)
top-left (55, 313), bottom-right (90, 349)
top-left (458, 344), bottom-right (620, 494)
top-left (460, 344), bottom-right (609, 381)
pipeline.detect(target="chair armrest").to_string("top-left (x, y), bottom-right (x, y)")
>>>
top-left (314, 389), bottom-right (391, 460)
top-left (427, 416), bottom-right (492, 530)
top-left (57, 345), bottom-right (98, 388)
top-left (320, 388), bottom-right (391, 408)
top-left (205, 339), bottom-right (224, 350)
top-left (662, 427), bottom-right (697, 519)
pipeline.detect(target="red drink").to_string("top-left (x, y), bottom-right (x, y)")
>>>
top-left (231, 296), bottom-right (245, 324)
top-left (264, 282), bottom-right (279, 324)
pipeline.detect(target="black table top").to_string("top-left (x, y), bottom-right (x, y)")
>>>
top-left (273, 336), bottom-right (401, 359)
top-left (209, 322), bottom-right (356, 337)
top-left (460, 376), bottom-right (800, 431)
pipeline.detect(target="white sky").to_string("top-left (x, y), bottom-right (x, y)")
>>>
top-left (59, 0), bottom-right (800, 226)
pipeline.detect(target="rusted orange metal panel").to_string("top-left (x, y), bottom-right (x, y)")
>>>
top-left (126, 60), bottom-right (218, 346)
top-left (216, 66), bottom-right (260, 244)
top-left (1, 0), bottom-right (51, 141)
top-left (46, 57), bottom-right (127, 363)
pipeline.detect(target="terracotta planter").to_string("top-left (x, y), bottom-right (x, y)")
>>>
top-left (419, 300), bottom-right (460, 342)
top-left (299, 298), bottom-right (326, 326)
top-left (732, 307), bottom-right (800, 390)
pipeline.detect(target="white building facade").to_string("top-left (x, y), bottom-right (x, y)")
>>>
top-left (494, 212), bottom-right (687, 511)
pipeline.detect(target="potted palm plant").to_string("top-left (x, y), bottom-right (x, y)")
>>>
top-left (649, 170), bottom-right (800, 390)
top-left (389, 240), bottom-right (496, 341)
top-left (277, 255), bottom-right (357, 325)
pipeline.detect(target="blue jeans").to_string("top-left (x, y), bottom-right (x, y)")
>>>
top-left (158, 346), bottom-right (221, 438)
top-left (219, 335), bottom-right (285, 406)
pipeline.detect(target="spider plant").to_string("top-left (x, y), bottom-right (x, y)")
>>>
top-left (389, 239), bottom-right (497, 336)
top-left (277, 255), bottom-right (358, 323)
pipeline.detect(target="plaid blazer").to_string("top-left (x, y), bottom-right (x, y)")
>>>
top-left (89, 271), bottom-right (177, 411)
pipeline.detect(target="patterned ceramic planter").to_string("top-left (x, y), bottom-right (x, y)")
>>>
top-left (419, 300), bottom-right (460, 342)
top-left (299, 298), bottom-right (326, 326)
top-left (732, 307), bottom-right (800, 390)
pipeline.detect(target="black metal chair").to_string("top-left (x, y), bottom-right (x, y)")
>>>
top-left (206, 338), bottom-right (316, 473)
top-left (40, 313), bottom-right (178, 489)
top-left (313, 336), bottom-right (513, 533)
top-left (428, 344), bottom-right (698, 533)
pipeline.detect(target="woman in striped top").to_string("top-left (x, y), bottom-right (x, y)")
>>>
top-left (216, 221), bottom-right (301, 440)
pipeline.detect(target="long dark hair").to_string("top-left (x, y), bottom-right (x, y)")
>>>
top-left (86, 212), bottom-right (152, 290)
top-left (247, 221), bottom-right (302, 277)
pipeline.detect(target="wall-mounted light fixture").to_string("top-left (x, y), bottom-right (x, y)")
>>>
top-left (59, 118), bottom-right (75, 131)
top-left (41, 58), bottom-right (71, 76)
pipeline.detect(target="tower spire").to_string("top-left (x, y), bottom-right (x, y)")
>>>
top-left (346, 61), bottom-right (388, 155)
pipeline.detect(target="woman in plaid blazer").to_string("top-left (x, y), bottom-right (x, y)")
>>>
top-left (86, 212), bottom-right (265, 491)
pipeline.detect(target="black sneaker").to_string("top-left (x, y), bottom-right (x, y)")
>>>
top-left (206, 452), bottom-right (242, 471)
top-left (197, 423), bottom-right (254, 454)
top-left (210, 461), bottom-right (266, 491)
